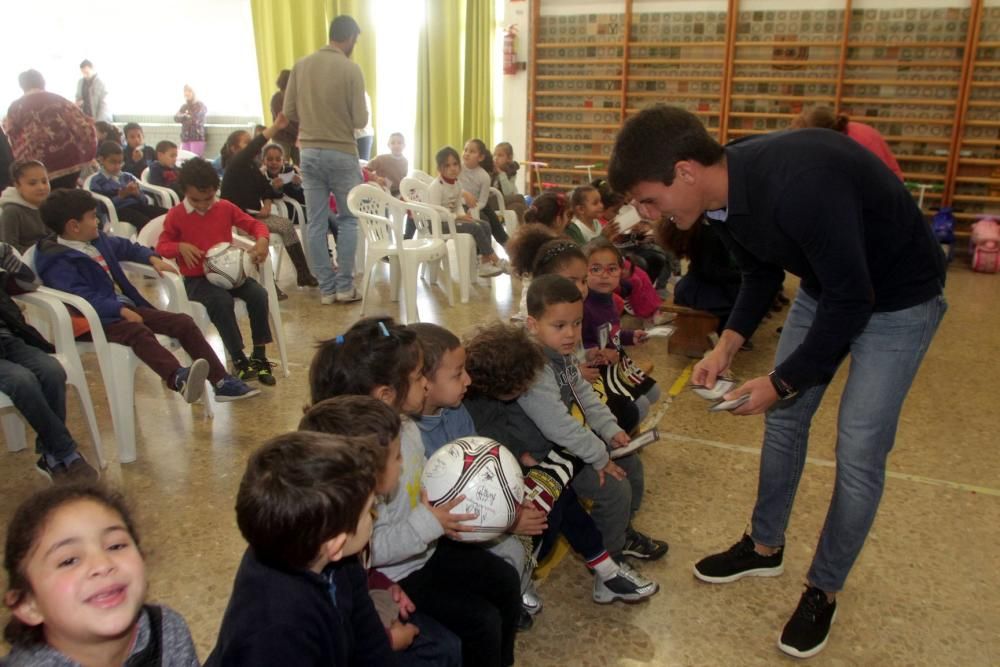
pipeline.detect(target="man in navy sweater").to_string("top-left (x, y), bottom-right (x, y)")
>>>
top-left (609, 106), bottom-right (946, 659)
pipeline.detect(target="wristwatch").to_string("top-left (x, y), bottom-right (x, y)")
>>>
top-left (768, 370), bottom-right (797, 400)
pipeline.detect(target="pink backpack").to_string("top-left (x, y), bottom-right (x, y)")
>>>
top-left (971, 217), bottom-right (1000, 274)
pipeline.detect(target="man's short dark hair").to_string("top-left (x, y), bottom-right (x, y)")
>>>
top-left (465, 322), bottom-right (545, 398)
top-left (409, 323), bottom-right (460, 377)
top-left (236, 431), bottom-right (376, 569)
top-left (329, 15), bottom-right (361, 42)
top-left (299, 396), bottom-right (401, 475)
top-left (96, 140), bottom-right (123, 159)
top-left (526, 274), bottom-right (583, 319)
top-left (17, 70), bottom-right (44, 92)
top-left (178, 157), bottom-right (220, 191)
top-left (79, 59), bottom-right (93, 70)
top-left (608, 105), bottom-right (725, 195)
top-left (39, 189), bottom-right (97, 235)
top-left (155, 140), bottom-right (177, 154)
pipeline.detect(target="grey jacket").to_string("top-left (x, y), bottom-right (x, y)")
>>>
top-left (369, 419), bottom-right (444, 582)
top-left (516, 347), bottom-right (622, 471)
top-left (75, 75), bottom-right (111, 122)
top-left (0, 187), bottom-right (49, 253)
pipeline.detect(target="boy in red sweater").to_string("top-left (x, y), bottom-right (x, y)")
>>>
top-left (156, 158), bottom-right (277, 385)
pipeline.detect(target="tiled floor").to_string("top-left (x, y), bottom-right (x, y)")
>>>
top-left (1, 258), bottom-right (997, 666)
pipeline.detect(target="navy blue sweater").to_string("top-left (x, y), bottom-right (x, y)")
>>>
top-left (206, 549), bottom-right (396, 667)
top-left (713, 129), bottom-right (945, 390)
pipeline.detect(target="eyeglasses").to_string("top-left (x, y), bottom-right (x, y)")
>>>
top-left (588, 263), bottom-right (621, 276)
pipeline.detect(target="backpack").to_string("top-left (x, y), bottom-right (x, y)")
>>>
top-left (970, 216), bottom-right (1000, 274)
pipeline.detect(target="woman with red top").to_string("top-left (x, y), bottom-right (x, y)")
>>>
top-left (792, 106), bottom-right (904, 180)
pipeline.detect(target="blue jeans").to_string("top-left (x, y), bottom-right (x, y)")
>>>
top-left (750, 290), bottom-right (946, 592)
top-left (0, 336), bottom-right (77, 460)
top-left (397, 611), bottom-right (462, 667)
top-left (300, 147), bottom-right (362, 295)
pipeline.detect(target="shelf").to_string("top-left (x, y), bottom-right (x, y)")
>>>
top-left (626, 108), bottom-right (719, 118)
top-left (629, 58), bottom-right (723, 65)
top-left (839, 96), bottom-right (957, 107)
top-left (535, 90), bottom-right (621, 97)
top-left (737, 40), bottom-right (842, 47)
top-left (952, 195), bottom-right (1000, 203)
top-left (842, 78), bottom-right (960, 86)
top-left (629, 75), bottom-right (723, 82)
top-left (969, 81), bottom-right (1000, 88)
top-left (960, 157), bottom-right (1000, 165)
top-left (962, 138), bottom-right (1000, 146)
top-left (537, 58), bottom-right (623, 65)
top-left (535, 121), bottom-right (619, 130)
top-left (534, 137), bottom-right (615, 146)
top-left (884, 135), bottom-right (952, 144)
top-left (729, 93), bottom-right (835, 102)
top-left (846, 59), bottom-right (964, 68)
top-left (537, 41), bottom-right (623, 48)
top-left (963, 119), bottom-right (1000, 127)
top-left (727, 128), bottom-right (771, 136)
top-left (537, 75), bottom-right (622, 81)
top-left (729, 112), bottom-right (797, 119)
top-left (734, 59), bottom-right (840, 66)
top-left (540, 167), bottom-right (609, 176)
top-left (957, 177), bottom-right (1000, 185)
top-left (630, 40), bottom-right (726, 48)
top-left (731, 75), bottom-right (837, 84)
top-left (901, 172), bottom-right (946, 181)
top-left (848, 40), bottom-right (963, 48)
top-left (897, 155), bottom-right (949, 163)
top-left (534, 152), bottom-right (609, 161)
top-left (536, 106), bottom-right (623, 114)
top-left (852, 116), bottom-right (953, 125)
top-left (627, 91), bottom-right (721, 99)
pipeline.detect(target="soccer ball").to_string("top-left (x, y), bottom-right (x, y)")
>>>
top-left (203, 242), bottom-right (246, 289)
top-left (421, 436), bottom-right (525, 543)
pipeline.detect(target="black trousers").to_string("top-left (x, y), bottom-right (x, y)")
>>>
top-left (399, 539), bottom-right (520, 667)
top-left (115, 202), bottom-right (168, 230)
top-left (183, 276), bottom-right (271, 361)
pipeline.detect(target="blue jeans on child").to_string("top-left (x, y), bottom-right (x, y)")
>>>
top-left (750, 289), bottom-right (946, 592)
top-left (300, 147), bottom-right (361, 296)
top-left (0, 335), bottom-right (77, 460)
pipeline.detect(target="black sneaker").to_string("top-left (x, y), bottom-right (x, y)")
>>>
top-left (250, 357), bottom-right (277, 386)
top-left (620, 527), bottom-right (669, 561)
top-left (517, 608), bottom-right (534, 631)
top-left (693, 534), bottom-right (784, 583)
top-left (235, 361), bottom-right (257, 383)
top-left (36, 454), bottom-right (100, 484)
top-left (778, 586), bottom-right (837, 658)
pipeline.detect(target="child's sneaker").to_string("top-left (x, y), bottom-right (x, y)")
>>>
top-left (214, 375), bottom-right (261, 402)
top-left (172, 359), bottom-right (210, 404)
top-left (620, 527), bottom-right (669, 561)
top-left (478, 260), bottom-right (504, 278)
top-left (235, 361), bottom-right (257, 383)
top-left (522, 588), bottom-right (542, 616)
top-left (593, 561), bottom-right (659, 604)
top-left (36, 452), bottom-right (100, 484)
top-left (249, 357), bottom-right (277, 386)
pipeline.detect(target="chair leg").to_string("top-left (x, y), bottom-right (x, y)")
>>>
top-left (68, 377), bottom-right (107, 469)
top-left (107, 347), bottom-right (139, 464)
top-left (389, 257), bottom-right (400, 303)
top-left (437, 255), bottom-right (455, 307)
top-left (400, 256), bottom-right (420, 324)
top-left (1, 410), bottom-right (27, 453)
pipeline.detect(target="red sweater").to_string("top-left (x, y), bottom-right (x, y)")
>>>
top-left (156, 199), bottom-right (269, 277)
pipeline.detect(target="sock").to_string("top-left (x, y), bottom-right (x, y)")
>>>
top-left (251, 345), bottom-right (266, 361)
top-left (45, 450), bottom-right (81, 469)
top-left (587, 552), bottom-right (619, 581)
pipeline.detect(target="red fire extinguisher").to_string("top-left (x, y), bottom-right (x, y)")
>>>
top-left (504, 25), bottom-right (519, 75)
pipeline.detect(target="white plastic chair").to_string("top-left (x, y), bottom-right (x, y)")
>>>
top-left (139, 168), bottom-right (181, 208)
top-left (348, 184), bottom-right (452, 324)
top-left (22, 246), bottom-right (214, 464)
top-left (489, 187), bottom-right (520, 239)
top-left (399, 177), bottom-right (478, 304)
top-left (1, 286), bottom-right (106, 468)
top-left (409, 169), bottom-right (435, 184)
top-left (136, 217), bottom-right (290, 379)
top-left (87, 190), bottom-right (136, 240)
top-left (177, 149), bottom-right (198, 165)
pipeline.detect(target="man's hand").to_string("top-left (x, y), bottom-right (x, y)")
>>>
top-left (388, 620), bottom-right (419, 651)
top-left (692, 330), bottom-right (744, 389)
top-left (177, 242), bottom-right (204, 268)
top-left (510, 503), bottom-right (548, 536)
top-left (273, 111), bottom-right (290, 131)
top-left (597, 460), bottom-right (627, 486)
top-left (421, 489), bottom-right (477, 540)
top-left (119, 307), bottom-right (143, 324)
top-left (149, 256), bottom-right (178, 276)
top-left (251, 238), bottom-right (269, 265)
top-left (389, 584), bottom-right (416, 621)
top-left (727, 376), bottom-right (779, 416)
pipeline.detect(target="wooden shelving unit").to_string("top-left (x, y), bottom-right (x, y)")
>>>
top-left (526, 0), bottom-right (1000, 232)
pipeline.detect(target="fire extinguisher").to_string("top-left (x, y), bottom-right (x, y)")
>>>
top-left (504, 24), bottom-right (519, 75)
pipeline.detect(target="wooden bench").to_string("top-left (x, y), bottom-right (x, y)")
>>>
top-left (660, 304), bottom-right (719, 358)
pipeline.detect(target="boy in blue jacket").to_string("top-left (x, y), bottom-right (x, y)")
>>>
top-left (35, 188), bottom-right (257, 402)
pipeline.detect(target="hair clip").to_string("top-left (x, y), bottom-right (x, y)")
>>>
top-left (378, 321), bottom-right (390, 337)
top-left (335, 335), bottom-right (345, 344)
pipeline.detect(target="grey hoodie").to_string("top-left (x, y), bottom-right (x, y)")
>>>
top-left (0, 187), bottom-right (48, 253)
top-left (517, 347), bottom-right (622, 472)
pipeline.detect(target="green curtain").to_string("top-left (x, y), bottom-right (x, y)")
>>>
top-left (415, 0), bottom-right (466, 173)
top-left (462, 0), bottom-right (494, 150)
top-left (250, 0), bottom-right (378, 146)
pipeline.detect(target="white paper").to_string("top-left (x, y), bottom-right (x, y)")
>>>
top-left (692, 378), bottom-right (736, 401)
top-left (278, 171), bottom-right (295, 184)
top-left (614, 205), bottom-right (641, 233)
top-left (610, 428), bottom-right (660, 459)
top-left (709, 394), bottom-right (750, 412)
top-left (644, 325), bottom-right (676, 338)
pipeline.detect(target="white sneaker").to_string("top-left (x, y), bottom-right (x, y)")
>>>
top-left (320, 292), bottom-right (337, 305)
top-left (592, 561), bottom-right (659, 604)
top-left (522, 585), bottom-right (543, 616)
top-left (335, 288), bottom-right (362, 303)
top-left (478, 261), bottom-right (503, 278)
top-left (498, 258), bottom-right (511, 274)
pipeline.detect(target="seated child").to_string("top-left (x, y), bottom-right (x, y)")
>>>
top-left (0, 160), bottom-right (50, 252)
top-left (366, 132), bottom-right (409, 197)
top-left (463, 322), bottom-right (660, 604)
top-left (300, 395), bottom-right (462, 667)
top-left (519, 274), bottom-right (668, 561)
top-left (148, 140), bottom-right (184, 198)
top-left (0, 241), bottom-right (99, 482)
top-left (260, 143), bottom-right (305, 208)
top-left (428, 146), bottom-right (506, 278)
top-left (567, 184), bottom-right (610, 245)
top-left (89, 141), bottom-right (168, 231)
top-left (122, 122), bottom-right (157, 178)
top-left (207, 431), bottom-right (394, 666)
top-left (3, 484), bottom-right (199, 665)
top-left (36, 189), bottom-right (258, 403)
top-left (491, 141), bottom-right (526, 224)
top-left (309, 316), bottom-right (521, 667)
top-left (460, 139), bottom-right (506, 248)
top-left (582, 238), bottom-right (662, 425)
top-left (409, 322), bottom-right (543, 624)
top-left (593, 178), bottom-right (675, 287)
top-left (155, 158), bottom-right (278, 386)
top-left (219, 116), bottom-right (316, 290)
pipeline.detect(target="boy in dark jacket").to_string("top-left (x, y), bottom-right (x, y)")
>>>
top-left (35, 188), bottom-right (258, 403)
top-left (0, 241), bottom-right (98, 482)
top-left (207, 430), bottom-right (395, 667)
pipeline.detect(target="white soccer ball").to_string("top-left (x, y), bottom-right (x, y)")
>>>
top-left (421, 436), bottom-right (525, 543)
top-left (203, 242), bottom-right (246, 290)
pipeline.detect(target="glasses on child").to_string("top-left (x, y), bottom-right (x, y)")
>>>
top-left (588, 263), bottom-right (621, 276)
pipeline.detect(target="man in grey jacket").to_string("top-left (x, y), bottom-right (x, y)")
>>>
top-left (75, 60), bottom-right (111, 122)
top-left (284, 15), bottom-right (369, 304)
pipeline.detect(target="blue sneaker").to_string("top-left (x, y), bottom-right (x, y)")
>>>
top-left (173, 359), bottom-right (210, 404)
top-left (213, 375), bottom-right (261, 402)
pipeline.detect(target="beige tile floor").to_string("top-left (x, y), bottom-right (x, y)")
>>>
top-left (1, 259), bottom-right (998, 666)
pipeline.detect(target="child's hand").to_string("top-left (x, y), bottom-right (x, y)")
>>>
top-left (601, 220), bottom-right (621, 238)
top-left (520, 452), bottom-right (539, 467)
top-left (131, 147), bottom-right (144, 162)
top-left (251, 238), bottom-right (269, 265)
top-left (388, 620), bottom-right (420, 651)
top-left (260, 200), bottom-right (273, 217)
top-left (421, 489), bottom-right (477, 539)
top-left (292, 173), bottom-right (302, 185)
top-left (274, 112), bottom-right (290, 131)
top-left (597, 460), bottom-right (627, 487)
top-left (123, 181), bottom-right (141, 197)
top-left (389, 584), bottom-right (416, 620)
top-left (610, 431), bottom-right (631, 448)
top-left (271, 176), bottom-right (285, 190)
top-left (461, 191), bottom-right (477, 208)
top-left (149, 257), bottom-right (178, 276)
top-left (633, 330), bottom-right (649, 345)
top-left (177, 242), bottom-right (204, 268)
top-left (510, 503), bottom-right (548, 536)
top-left (119, 307), bottom-right (143, 324)
top-left (580, 364), bottom-right (601, 383)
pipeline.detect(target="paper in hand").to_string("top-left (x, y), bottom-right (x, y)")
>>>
top-left (691, 378), bottom-right (736, 401)
top-left (709, 394), bottom-right (751, 412)
top-left (644, 325), bottom-right (676, 338)
top-left (610, 428), bottom-right (660, 459)
top-left (614, 205), bottom-right (641, 233)
top-left (278, 171), bottom-right (295, 184)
